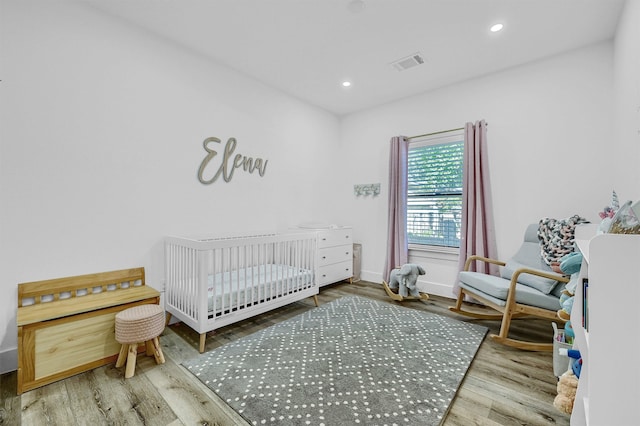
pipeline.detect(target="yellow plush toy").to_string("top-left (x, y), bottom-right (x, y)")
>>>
top-left (554, 370), bottom-right (578, 414)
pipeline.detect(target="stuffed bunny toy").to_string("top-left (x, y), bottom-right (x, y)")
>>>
top-left (388, 264), bottom-right (426, 297)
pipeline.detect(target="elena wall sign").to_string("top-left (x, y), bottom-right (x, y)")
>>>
top-left (197, 136), bottom-right (268, 184)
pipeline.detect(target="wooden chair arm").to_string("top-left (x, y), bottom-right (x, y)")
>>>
top-left (463, 255), bottom-right (506, 271)
top-left (465, 255), bottom-right (569, 284)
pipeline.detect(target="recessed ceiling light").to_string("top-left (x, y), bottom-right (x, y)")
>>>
top-left (342, 81), bottom-right (352, 87)
top-left (490, 23), bottom-right (504, 32)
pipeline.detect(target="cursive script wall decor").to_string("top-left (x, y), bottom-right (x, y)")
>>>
top-left (197, 137), bottom-right (268, 184)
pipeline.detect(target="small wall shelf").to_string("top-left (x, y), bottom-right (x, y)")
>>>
top-left (354, 183), bottom-right (380, 197)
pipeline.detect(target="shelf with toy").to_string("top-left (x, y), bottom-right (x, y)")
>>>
top-left (554, 348), bottom-right (584, 415)
top-left (570, 224), bottom-right (595, 426)
top-left (572, 226), bottom-right (595, 350)
top-left (570, 222), bottom-right (640, 426)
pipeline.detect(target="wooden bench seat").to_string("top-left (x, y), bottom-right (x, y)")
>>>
top-left (17, 267), bottom-right (160, 394)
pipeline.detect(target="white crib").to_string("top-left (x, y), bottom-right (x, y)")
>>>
top-left (165, 231), bottom-right (318, 352)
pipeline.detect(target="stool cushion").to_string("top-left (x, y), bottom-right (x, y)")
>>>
top-left (115, 304), bottom-right (165, 344)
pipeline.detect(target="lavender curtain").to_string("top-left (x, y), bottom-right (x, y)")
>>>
top-left (382, 136), bottom-right (409, 282)
top-left (455, 120), bottom-right (498, 295)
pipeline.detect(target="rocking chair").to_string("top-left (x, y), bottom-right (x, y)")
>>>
top-left (449, 224), bottom-right (570, 351)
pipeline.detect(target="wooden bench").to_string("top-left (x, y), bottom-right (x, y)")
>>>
top-left (16, 267), bottom-right (160, 394)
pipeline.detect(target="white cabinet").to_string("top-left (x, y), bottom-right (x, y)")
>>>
top-left (317, 227), bottom-right (353, 286)
top-left (572, 226), bottom-right (640, 426)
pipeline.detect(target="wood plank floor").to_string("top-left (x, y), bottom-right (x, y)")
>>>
top-left (1, 281), bottom-right (570, 425)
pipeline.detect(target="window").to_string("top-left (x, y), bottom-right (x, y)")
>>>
top-left (407, 131), bottom-right (464, 248)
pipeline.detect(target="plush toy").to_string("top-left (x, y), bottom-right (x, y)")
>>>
top-left (554, 370), bottom-right (578, 414)
top-left (387, 264), bottom-right (426, 298)
top-left (551, 252), bottom-right (583, 320)
top-left (598, 190), bottom-right (620, 234)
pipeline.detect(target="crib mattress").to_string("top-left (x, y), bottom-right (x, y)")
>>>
top-left (207, 264), bottom-right (314, 315)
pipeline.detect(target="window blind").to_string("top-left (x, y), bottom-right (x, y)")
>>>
top-left (407, 141), bottom-right (463, 247)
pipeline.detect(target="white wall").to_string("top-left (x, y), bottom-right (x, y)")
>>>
top-left (613, 0), bottom-right (640, 197)
top-left (339, 42), bottom-right (616, 296)
top-left (0, 0), bottom-right (341, 372)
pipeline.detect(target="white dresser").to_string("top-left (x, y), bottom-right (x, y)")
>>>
top-left (316, 226), bottom-right (353, 286)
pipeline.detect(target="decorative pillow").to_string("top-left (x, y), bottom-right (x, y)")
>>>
top-left (538, 215), bottom-right (588, 266)
top-left (499, 238), bottom-right (561, 294)
top-left (500, 259), bottom-right (559, 294)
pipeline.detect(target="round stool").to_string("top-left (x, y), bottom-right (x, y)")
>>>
top-left (115, 304), bottom-right (166, 378)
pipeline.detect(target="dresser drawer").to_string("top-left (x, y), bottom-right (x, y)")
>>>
top-left (319, 245), bottom-right (353, 267)
top-left (318, 228), bottom-right (352, 248)
top-left (318, 260), bottom-right (352, 285)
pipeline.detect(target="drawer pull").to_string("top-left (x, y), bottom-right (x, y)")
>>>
top-left (322, 256), bottom-right (327, 259)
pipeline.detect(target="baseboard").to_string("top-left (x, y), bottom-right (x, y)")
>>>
top-left (360, 271), bottom-right (456, 300)
top-left (0, 347), bottom-right (17, 375)
top-left (419, 279), bottom-right (457, 300)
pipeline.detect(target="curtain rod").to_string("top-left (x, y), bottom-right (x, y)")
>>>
top-left (407, 122), bottom-right (488, 140)
top-left (407, 127), bottom-right (464, 140)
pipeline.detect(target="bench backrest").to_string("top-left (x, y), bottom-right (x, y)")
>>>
top-left (18, 267), bottom-right (146, 307)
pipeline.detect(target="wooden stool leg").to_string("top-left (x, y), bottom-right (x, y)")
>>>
top-left (145, 340), bottom-right (154, 356)
top-left (125, 343), bottom-right (138, 378)
top-left (116, 344), bottom-right (128, 368)
top-left (313, 295), bottom-right (319, 307)
top-left (152, 336), bottom-right (165, 364)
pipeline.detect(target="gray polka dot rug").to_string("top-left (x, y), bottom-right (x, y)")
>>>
top-left (182, 295), bottom-right (488, 425)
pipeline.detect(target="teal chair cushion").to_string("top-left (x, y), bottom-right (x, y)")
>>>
top-left (500, 259), bottom-right (559, 294)
top-left (459, 271), bottom-right (562, 311)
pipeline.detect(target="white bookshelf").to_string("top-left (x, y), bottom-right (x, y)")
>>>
top-left (571, 225), bottom-right (640, 426)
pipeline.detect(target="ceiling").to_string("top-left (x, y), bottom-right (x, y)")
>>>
top-left (83, 0), bottom-right (626, 116)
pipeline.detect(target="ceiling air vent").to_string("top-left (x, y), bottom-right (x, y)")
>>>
top-left (390, 53), bottom-right (425, 71)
